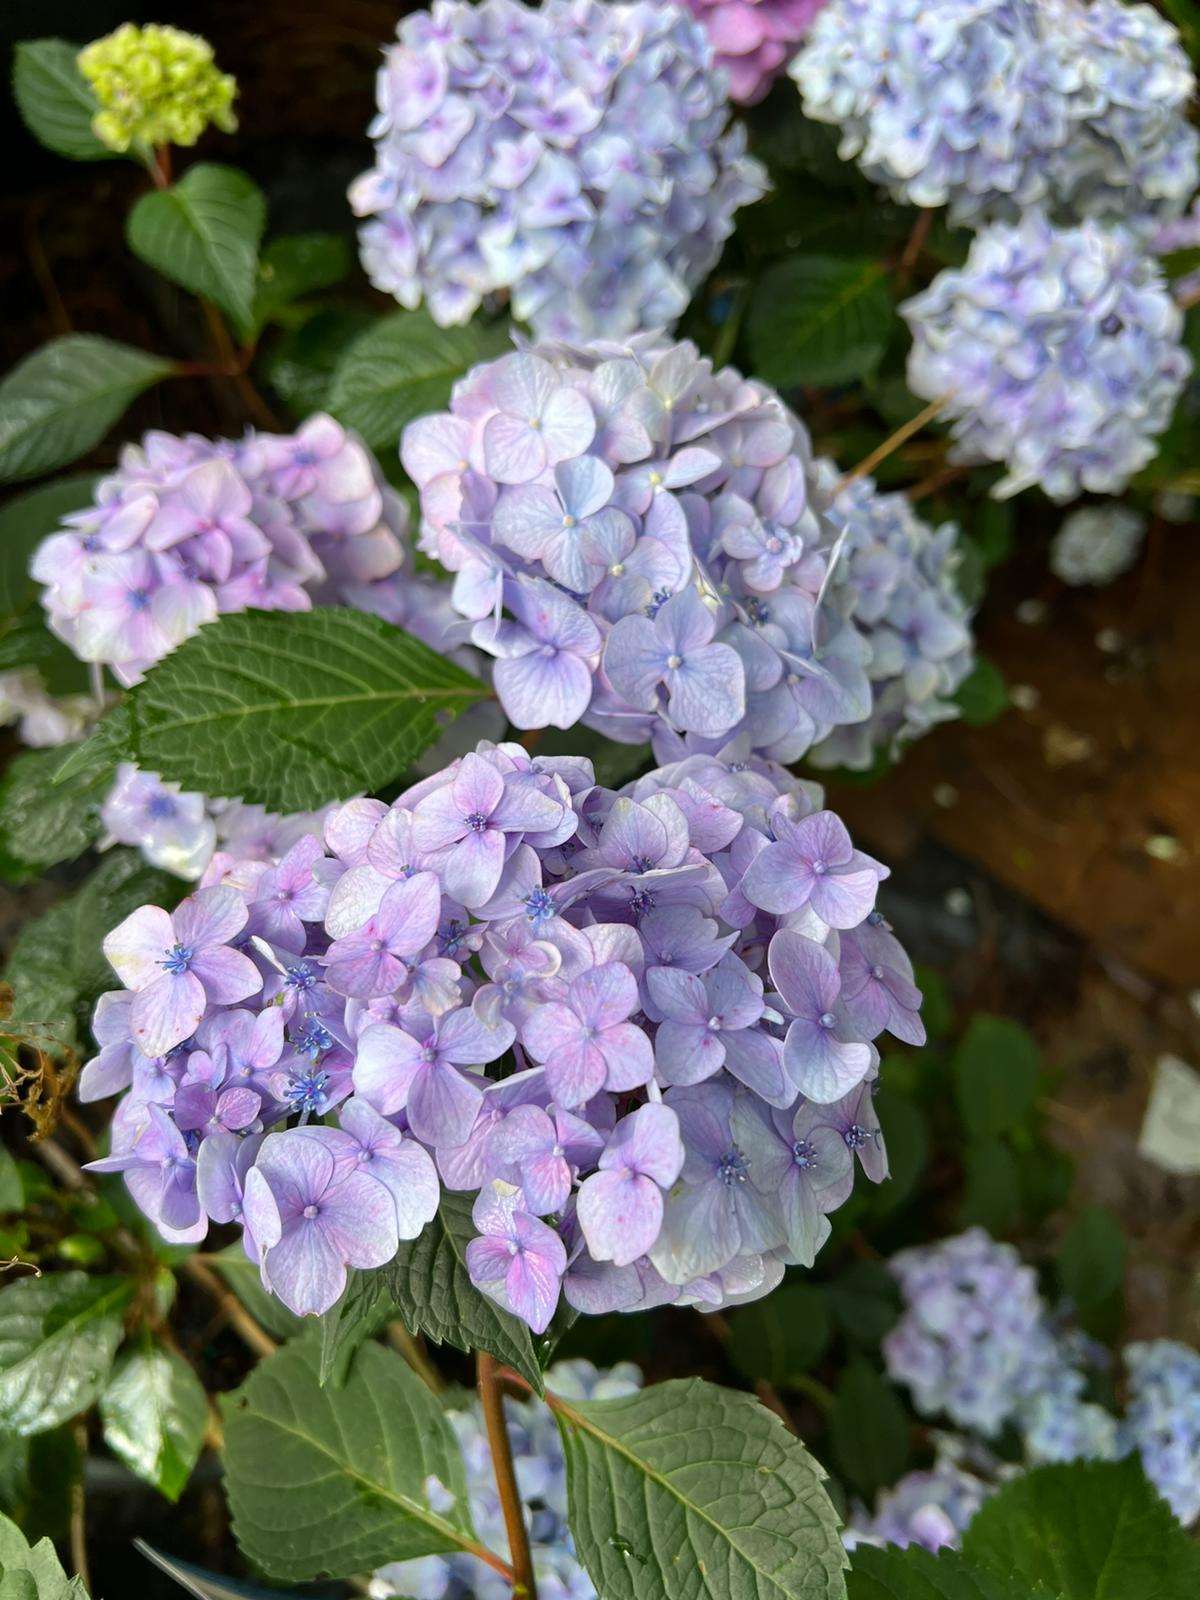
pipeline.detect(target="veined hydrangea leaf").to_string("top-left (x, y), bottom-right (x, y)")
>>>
top-left (554, 1375), bottom-right (848, 1600)
top-left (127, 164), bottom-right (266, 329)
top-left (98, 1333), bottom-right (208, 1501)
top-left (0, 336), bottom-right (173, 484)
top-left (0, 1511), bottom-right (90, 1599)
top-left (0, 745), bottom-right (111, 877)
top-left (12, 39), bottom-right (113, 164)
top-left (383, 1190), bottom-right (544, 1395)
top-left (221, 1336), bottom-right (484, 1583)
top-left (847, 1543), bottom-right (1061, 1600)
top-left (0, 1273), bottom-right (132, 1437)
top-left (57, 609), bottom-right (487, 813)
top-left (247, 232), bottom-right (352, 337)
top-left (748, 256), bottom-right (892, 389)
top-left (328, 310), bottom-right (511, 449)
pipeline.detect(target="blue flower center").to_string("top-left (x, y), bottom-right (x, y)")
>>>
top-left (464, 811), bottom-right (490, 833)
top-left (718, 1147), bottom-right (749, 1187)
top-left (843, 1123), bottom-right (868, 1150)
top-left (160, 943), bottom-right (194, 975)
top-left (128, 587), bottom-right (152, 612)
top-left (146, 794), bottom-right (176, 820)
top-left (441, 918), bottom-right (466, 955)
top-left (524, 888), bottom-right (554, 926)
top-left (294, 1019), bottom-right (333, 1059)
top-left (645, 588), bottom-right (671, 619)
top-left (628, 888), bottom-right (656, 921)
top-left (285, 962), bottom-right (318, 991)
top-left (793, 1138), bottom-right (816, 1169)
top-left (286, 1066), bottom-right (330, 1114)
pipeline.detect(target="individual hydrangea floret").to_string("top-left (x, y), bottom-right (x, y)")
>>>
top-left (810, 469), bottom-right (975, 770)
top-left (685, 0), bottom-right (826, 103)
top-left (1050, 505), bottom-right (1146, 586)
top-left (1122, 1340), bottom-right (1200, 1526)
top-left (405, 335), bottom-right (893, 766)
top-left (903, 213), bottom-right (1191, 502)
top-left (81, 737), bottom-right (924, 1326)
top-left (0, 669), bottom-right (94, 749)
top-left (371, 1360), bottom-right (640, 1600)
top-left (78, 24), bottom-right (237, 153)
top-left (349, 0), bottom-right (766, 340)
top-left (792, 0), bottom-right (1198, 231)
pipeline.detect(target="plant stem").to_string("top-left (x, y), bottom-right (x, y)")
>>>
top-left (198, 300), bottom-right (281, 432)
top-left (70, 1419), bottom-right (91, 1591)
top-left (897, 209), bottom-right (933, 279)
top-left (387, 1321), bottom-right (444, 1393)
top-left (477, 1352), bottom-right (539, 1600)
top-left (840, 394), bottom-right (950, 490)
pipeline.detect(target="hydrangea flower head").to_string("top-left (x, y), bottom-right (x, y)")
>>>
top-left (350, 0), bottom-right (766, 339)
top-left (82, 738), bottom-right (920, 1324)
top-left (904, 213), bottom-right (1191, 502)
top-left (843, 1452), bottom-right (994, 1554)
top-left (78, 23), bottom-right (237, 153)
top-left (792, 0), bottom-right (1198, 231)
top-left (1050, 505), bottom-right (1146, 586)
top-left (685, 1), bottom-right (826, 103)
top-left (1122, 1340), bottom-right (1200, 1525)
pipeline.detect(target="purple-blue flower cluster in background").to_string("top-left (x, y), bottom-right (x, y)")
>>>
top-left (371, 1359), bottom-right (638, 1600)
top-left (903, 212), bottom-right (1192, 502)
top-left (843, 1444), bottom-right (996, 1555)
top-left (405, 335), bottom-right (973, 768)
top-left (1122, 1340), bottom-right (1200, 1526)
top-left (792, 0), bottom-right (1198, 231)
top-left (349, 0), bottom-right (765, 341)
top-left (81, 737), bottom-right (923, 1325)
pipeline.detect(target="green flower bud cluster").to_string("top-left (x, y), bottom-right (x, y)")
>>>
top-left (78, 23), bottom-right (237, 154)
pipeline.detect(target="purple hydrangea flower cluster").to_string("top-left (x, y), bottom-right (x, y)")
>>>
top-left (371, 1359), bottom-right (639, 1600)
top-left (1122, 1340), bottom-right (1200, 1526)
top-left (32, 415), bottom-right (414, 686)
top-left (810, 469), bottom-right (975, 771)
top-left (903, 212), bottom-right (1192, 502)
top-left (404, 336), bottom-right (888, 764)
top-left (81, 737), bottom-right (923, 1326)
top-left (0, 669), bottom-right (95, 749)
top-left (843, 1446), bottom-right (995, 1555)
top-left (1050, 505), bottom-right (1146, 586)
top-left (792, 0), bottom-right (1198, 231)
top-left (349, 0), bottom-right (766, 341)
top-left (684, 0), bottom-right (826, 104)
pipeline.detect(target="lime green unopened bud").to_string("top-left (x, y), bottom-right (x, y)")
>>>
top-left (78, 22), bottom-right (237, 154)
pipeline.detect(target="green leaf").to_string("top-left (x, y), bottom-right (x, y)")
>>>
top-left (957, 1139), bottom-right (1022, 1234)
top-left (98, 1333), bottom-right (207, 1501)
top-left (555, 1375), bottom-right (848, 1600)
top-left (221, 1336), bottom-right (479, 1583)
top-left (62, 608), bottom-right (487, 812)
top-left (249, 233), bottom-right (352, 334)
top-left (747, 256), bottom-right (892, 389)
top-left (318, 1269), bottom-right (396, 1388)
top-left (0, 336), bottom-right (172, 485)
top-left (211, 1243), bottom-right (306, 1343)
top-left (328, 309), bottom-right (511, 449)
top-left (953, 1016), bottom-right (1040, 1140)
top-left (867, 1088), bottom-right (928, 1215)
top-left (3, 851), bottom-right (182, 1052)
top-left (12, 40), bottom-right (111, 165)
top-left (829, 1362), bottom-right (910, 1500)
top-left (0, 746), bottom-right (111, 875)
top-left (827, 1262), bottom-right (901, 1347)
top-left (727, 1284), bottom-right (831, 1388)
top-left (0, 1512), bottom-right (88, 1599)
top-left (0, 1153), bottom-right (21, 1213)
top-left (0, 1272), bottom-right (132, 1436)
top-left (963, 1458), bottom-right (1200, 1600)
top-left (127, 165), bottom-right (267, 329)
top-left (953, 659), bottom-right (1008, 727)
top-left (263, 306), bottom-right (375, 416)
top-left (847, 1543), bottom-right (1054, 1600)
top-left (1160, 1), bottom-right (1200, 62)
top-left (383, 1190), bottom-right (543, 1393)
top-left (1055, 1208), bottom-right (1126, 1313)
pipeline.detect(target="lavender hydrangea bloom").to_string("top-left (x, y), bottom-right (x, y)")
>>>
top-left (686, 0), bottom-right (825, 104)
top-left (350, 0), bottom-right (765, 341)
top-left (1122, 1340), bottom-right (1200, 1526)
top-left (1050, 505), bottom-right (1146, 586)
top-left (843, 1453), bottom-right (995, 1554)
top-left (83, 739), bottom-right (919, 1325)
top-left (405, 336), bottom-right (882, 765)
top-left (101, 764), bottom-right (217, 879)
top-left (792, 0), bottom-right (1198, 231)
top-left (904, 213), bottom-right (1192, 502)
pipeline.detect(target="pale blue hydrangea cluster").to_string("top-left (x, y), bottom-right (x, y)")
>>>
top-left (1122, 1340), bottom-right (1200, 1526)
top-left (810, 468), bottom-right (975, 771)
top-left (791, 0), bottom-right (1198, 231)
top-left (903, 211), bottom-right (1192, 502)
top-left (843, 1442), bottom-right (997, 1554)
top-left (349, 0), bottom-right (766, 341)
top-left (370, 1360), bottom-right (638, 1600)
top-left (1050, 505), bottom-right (1147, 586)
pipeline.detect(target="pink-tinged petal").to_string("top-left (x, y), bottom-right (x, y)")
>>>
top-left (173, 886), bottom-right (248, 950)
top-left (597, 1022), bottom-right (654, 1092)
top-left (666, 644), bottom-right (745, 737)
top-left (407, 1063), bottom-right (484, 1149)
top-left (645, 966), bottom-right (707, 1024)
top-left (518, 1151), bottom-right (572, 1215)
top-left (103, 904), bottom-right (173, 990)
top-left (190, 945), bottom-right (262, 1006)
top-left (654, 1019), bottom-right (724, 1085)
top-left (442, 827), bottom-right (506, 908)
top-left (451, 752), bottom-right (504, 819)
top-left (465, 1233), bottom-right (517, 1290)
top-left (411, 782), bottom-right (468, 853)
top-left (321, 1170), bottom-right (400, 1269)
top-left (797, 811), bottom-right (855, 867)
top-left (578, 1170), bottom-right (662, 1266)
top-left (150, 577), bottom-right (218, 648)
top-left (353, 1023), bottom-right (423, 1114)
top-left (571, 963), bottom-right (638, 1030)
top-left (739, 839), bottom-right (812, 915)
top-left (325, 796), bottom-right (388, 864)
top-left (522, 1001), bottom-right (583, 1062)
top-left (490, 777), bottom-right (564, 835)
top-left (325, 939), bottom-right (402, 999)
top-left (603, 615), bottom-right (666, 709)
top-left (810, 869), bottom-right (882, 930)
top-left (382, 1140), bottom-right (441, 1238)
top-left (131, 971), bottom-right (205, 1056)
top-left (325, 863), bottom-right (390, 937)
top-left (482, 413), bottom-right (546, 484)
top-left (721, 1029), bottom-right (790, 1106)
top-left (784, 1025), bottom-right (873, 1104)
top-left (610, 1103), bottom-right (684, 1188)
top-left (768, 929), bottom-right (839, 1019)
top-left (378, 871), bottom-right (443, 954)
top-left (540, 388), bottom-right (596, 465)
top-left (262, 1218), bottom-right (348, 1315)
top-left (494, 649), bottom-right (593, 730)
top-left (437, 1006), bottom-right (515, 1065)
top-left (401, 413), bottom-right (472, 486)
top-left (546, 1041), bottom-right (607, 1109)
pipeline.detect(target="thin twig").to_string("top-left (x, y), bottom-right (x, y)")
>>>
top-left (897, 209), bottom-right (934, 279)
top-left (840, 394), bottom-right (951, 490)
top-left (754, 1380), bottom-right (797, 1432)
top-left (70, 1420), bottom-right (91, 1592)
top-left (907, 462), bottom-right (969, 504)
top-left (387, 1321), bottom-right (445, 1393)
top-left (199, 300), bottom-right (281, 432)
top-left (478, 1352), bottom-right (539, 1600)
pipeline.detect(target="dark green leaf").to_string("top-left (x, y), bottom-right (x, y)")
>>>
top-left (62, 608), bottom-right (487, 813)
top-left (0, 746), bottom-right (111, 874)
top-left (221, 1336), bottom-right (478, 1583)
top-left (98, 1333), bottom-right (207, 1501)
top-left (12, 40), bottom-right (111, 164)
top-left (318, 1269), bottom-right (395, 1388)
top-left (958, 1140), bottom-right (1022, 1234)
top-left (0, 1511), bottom-right (88, 1599)
top-left (328, 309), bottom-right (511, 449)
top-left (847, 1543), bottom-right (1055, 1600)
top-left (953, 1017), bottom-right (1039, 1139)
top-left (1055, 1208), bottom-right (1126, 1313)
top-left (210, 1244), bottom-right (306, 1342)
top-left (383, 1190), bottom-right (542, 1393)
top-left (0, 1272), bottom-right (131, 1436)
top-left (727, 1284), bottom-right (832, 1387)
top-left (828, 1261), bottom-right (901, 1346)
top-left (963, 1458), bottom-right (1200, 1600)
top-left (1160, 1), bottom-right (1200, 62)
top-left (0, 1153), bottom-right (21, 1213)
top-left (953, 660), bottom-right (1009, 728)
top-left (829, 1361), bottom-right (910, 1499)
top-left (127, 165), bottom-right (266, 329)
top-left (912, 966), bottom-right (953, 1041)
top-left (0, 337), bottom-right (172, 484)
top-left (262, 306), bottom-right (375, 416)
top-left (747, 256), bottom-right (892, 390)
top-left (249, 233), bottom-right (352, 334)
top-left (868, 1089), bottom-right (928, 1215)
top-left (556, 1375), bottom-right (848, 1600)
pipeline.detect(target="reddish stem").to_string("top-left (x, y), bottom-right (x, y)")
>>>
top-left (478, 1353), bottom-right (539, 1599)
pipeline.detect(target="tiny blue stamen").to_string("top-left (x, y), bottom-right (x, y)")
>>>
top-left (286, 1066), bottom-right (330, 1115)
top-left (718, 1147), bottom-right (749, 1187)
top-left (524, 888), bottom-right (555, 926)
top-left (160, 943), bottom-right (194, 975)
